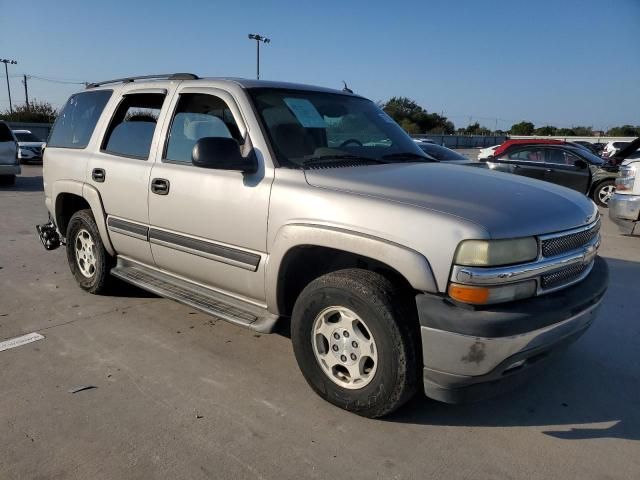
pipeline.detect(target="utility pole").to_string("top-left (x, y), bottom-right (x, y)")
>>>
top-left (1, 58), bottom-right (18, 114)
top-left (248, 34), bottom-right (270, 80)
top-left (22, 74), bottom-right (30, 110)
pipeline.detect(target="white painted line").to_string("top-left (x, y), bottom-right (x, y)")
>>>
top-left (0, 332), bottom-right (45, 352)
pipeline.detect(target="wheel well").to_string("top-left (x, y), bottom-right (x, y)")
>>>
top-left (55, 193), bottom-right (91, 237)
top-left (276, 245), bottom-right (414, 316)
top-left (590, 178), bottom-right (615, 196)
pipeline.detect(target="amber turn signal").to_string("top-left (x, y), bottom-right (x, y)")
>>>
top-left (448, 283), bottom-right (490, 304)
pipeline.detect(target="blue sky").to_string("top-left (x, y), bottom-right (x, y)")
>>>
top-left (1, 0), bottom-right (638, 130)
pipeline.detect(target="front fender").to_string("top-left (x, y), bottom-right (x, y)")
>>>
top-left (265, 223), bottom-right (438, 314)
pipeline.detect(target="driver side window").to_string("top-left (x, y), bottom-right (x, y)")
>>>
top-left (164, 93), bottom-right (243, 163)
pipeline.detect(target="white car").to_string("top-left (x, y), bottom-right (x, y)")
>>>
top-left (0, 121), bottom-right (20, 185)
top-left (603, 141), bottom-right (630, 159)
top-left (477, 144), bottom-right (500, 160)
top-left (413, 138), bottom-right (436, 145)
top-left (13, 129), bottom-right (45, 163)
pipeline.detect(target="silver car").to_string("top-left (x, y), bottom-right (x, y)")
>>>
top-left (37, 74), bottom-right (608, 417)
top-left (0, 121), bottom-right (20, 185)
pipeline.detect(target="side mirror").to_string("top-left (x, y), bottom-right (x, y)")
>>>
top-left (574, 159), bottom-right (588, 169)
top-left (192, 137), bottom-right (257, 174)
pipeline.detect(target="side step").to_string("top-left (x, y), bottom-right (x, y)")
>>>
top-left (111, 259), bottom-right (279, 333)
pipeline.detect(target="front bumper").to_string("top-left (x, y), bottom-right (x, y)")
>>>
top-left (0, 164), bottom-right (20, 176)
top-left (608, 193), bottom-right (640, 235)
top-left (416, 256), bottom-right (608, 403)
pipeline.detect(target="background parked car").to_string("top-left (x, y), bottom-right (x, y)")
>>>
top-left (477, 144), bottom-right (500, 160)
top-left (481, 139), bottom-right (622, 207)
top-left (603, 141), bottom-right (630, 159)
top-left (13, 129), bottom-right (45, 164)
top-left (0, 121), bottom-right (20, 186)
top-left (573, 140), bottom-right (605, 156)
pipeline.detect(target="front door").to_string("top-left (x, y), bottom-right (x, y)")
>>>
top-left (543, 148), bottom-right (591, 193)
top-left (147, 87), bottom-right (273, 304)
top-left (496, 147), bottom-right (547, 181)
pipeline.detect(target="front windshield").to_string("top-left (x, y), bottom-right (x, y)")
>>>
top-left (15, 132), bottom-right (42, 142)
top-left (248, 88), bottom-right (428, 167)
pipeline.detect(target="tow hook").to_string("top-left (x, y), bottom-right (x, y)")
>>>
top-left (36, 221), bottom-right (62, 251)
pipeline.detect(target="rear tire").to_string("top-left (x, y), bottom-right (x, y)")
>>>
top-left (593, 180), bottom-right (615, 207)
top-left (291, 269), bottom-right (420, 418)
top-left (66, 209), bottom-right (114, 294)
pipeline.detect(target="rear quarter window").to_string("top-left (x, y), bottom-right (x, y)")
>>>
top-left (48, 90), bottom-right (113, 149)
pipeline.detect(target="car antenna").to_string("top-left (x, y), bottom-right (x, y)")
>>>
top-left (342, 80), bottom-right (353, 94)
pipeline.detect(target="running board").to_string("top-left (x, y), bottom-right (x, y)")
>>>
top-left (110, 259), bottom-right (279, 333)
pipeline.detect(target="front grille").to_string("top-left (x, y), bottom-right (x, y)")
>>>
top-left (541, 262), bottom-right (589, 289)
top-left (541, 220), bottom-right (600, 258)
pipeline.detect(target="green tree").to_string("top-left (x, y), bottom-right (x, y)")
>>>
top-left (461, 122), bottom-right (492, 135)
top-left (381, 97), bottom-right (455, 134)
top-left (607, 125), bottom-right (640, 137)
top-left (535, 125), bottom-right (557, 136)
top-left (556, 128), bottom-right (575, 136)
top-left (509, 121), bottom-right (535, 135)
top-left (571, 126), bottom-right (593, 136)
top-left (0, 100), bottom-right (57, 123)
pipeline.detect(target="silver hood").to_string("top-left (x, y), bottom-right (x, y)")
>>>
top-left (304, 163), bottom-right (598, 238)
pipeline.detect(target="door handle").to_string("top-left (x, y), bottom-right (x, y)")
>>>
top-left (545, 168), bottom-right (554, 173)
top-left (151, 178), bottom-right (170, 195)
top-left (513, 165), bottom-right (521, 169)
top-left (92, 168), bottom-right (106, 183)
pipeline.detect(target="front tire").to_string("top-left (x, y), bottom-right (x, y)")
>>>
top-left (593, 180), bottom-right (615, 207)
top-left (66, 209), bottom-right (114, 294)
top-left (291, 269), bottom-right (420, 418)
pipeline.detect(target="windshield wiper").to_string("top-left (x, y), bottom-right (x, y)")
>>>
top-left (302, 154), bottom-right (389, 167)
top-left (381, 152), bottom-right (435, 162)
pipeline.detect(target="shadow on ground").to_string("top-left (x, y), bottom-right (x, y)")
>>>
top-left (0, 175), bottom-right (43, 192)
top-left (386, 257), bottom-right (640, 442)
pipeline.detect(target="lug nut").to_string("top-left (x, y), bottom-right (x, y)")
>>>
top-left (352, 341), bottom-right (358, 348)
top-left (343, 331), bottom-right (350, 338)
top-left (333, 332), bottom-right (340, 339)
top-left (340, 355), bottom-right (347, 362)
top-left (332, 345), bottom-right (339, 352)
top-left (350, 353), bottom-right (357, 361)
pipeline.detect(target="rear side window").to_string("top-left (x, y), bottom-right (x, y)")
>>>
top-left (102, 93), bottom-right (165, 159)
top-left (0, 122), bottom-right (14, 142)
top-left (48, 90), bottom-right (112, 149)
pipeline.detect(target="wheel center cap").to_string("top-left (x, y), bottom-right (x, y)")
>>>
top-left (329, 329), bottom-right (359, 365)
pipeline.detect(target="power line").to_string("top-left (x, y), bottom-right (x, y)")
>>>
top-left (9, 73), bottom-right (87, 85)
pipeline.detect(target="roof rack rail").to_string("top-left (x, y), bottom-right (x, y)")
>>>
top-left (86, 73), bottom-right (199, 89)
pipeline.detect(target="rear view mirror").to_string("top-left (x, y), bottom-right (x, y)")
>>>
top-left (192, 137), bottom-right (257, 174)
top-left (574, 159), bottom-right (588, 169)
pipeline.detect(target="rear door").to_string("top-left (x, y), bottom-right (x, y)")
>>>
top-left (543, 147), bottom-right (590, 193)
top-left (87, 86), bottom-right (174, 265)
top-left (494, 147), bottom-right (546, 181)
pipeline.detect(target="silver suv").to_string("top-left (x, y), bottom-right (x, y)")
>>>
top-left (38, 74), bottom-right (608, 417)
top-left (0, 121), bottom-right (20, 185)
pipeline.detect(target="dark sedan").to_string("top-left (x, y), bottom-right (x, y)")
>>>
top-left (481, 141), bottom-right (621, 207)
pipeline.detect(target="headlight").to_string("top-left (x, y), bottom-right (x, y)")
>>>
top-left (448, 280), bottom-right (537, 305)
top-left (454, 237), bottom-right (538, 267)
top-left (615, 165), bottom-right (635, 191)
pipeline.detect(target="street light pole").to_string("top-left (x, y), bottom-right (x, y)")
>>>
top-left (248, 34), bottom-right (270, 80)
top-left (1, 58), bottom-right (17, 114)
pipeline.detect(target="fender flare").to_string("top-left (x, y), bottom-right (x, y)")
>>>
top-left (52, 180), bottom-right (115, 256)
top-left (265, 223), bottom-right (438, 314)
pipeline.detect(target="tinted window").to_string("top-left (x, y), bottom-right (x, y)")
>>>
top-left (165, 93), bottom-right (242, 163)
top-left (418, 143), bottom-right (468, 161)
top-left (546, 148), bottom-right (581, 165)
top-left (102, 93), bottom-right (165, 159)
top-left (505, 148), bottom-right (544, 162)
top-left (248, 88), bottom-right (425, 168)
top-left (0, 122), bottom-right (14, 142)
top-left (14, 132), bottom-right (42, 142)
top-left (48, 90), bottom-right (112, 149)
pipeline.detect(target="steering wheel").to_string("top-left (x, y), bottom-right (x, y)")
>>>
top-left (339, 138), bottom-right (363, 148)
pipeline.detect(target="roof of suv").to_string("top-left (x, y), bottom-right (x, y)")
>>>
top-left (85, 73), bottom-right (359, 97)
